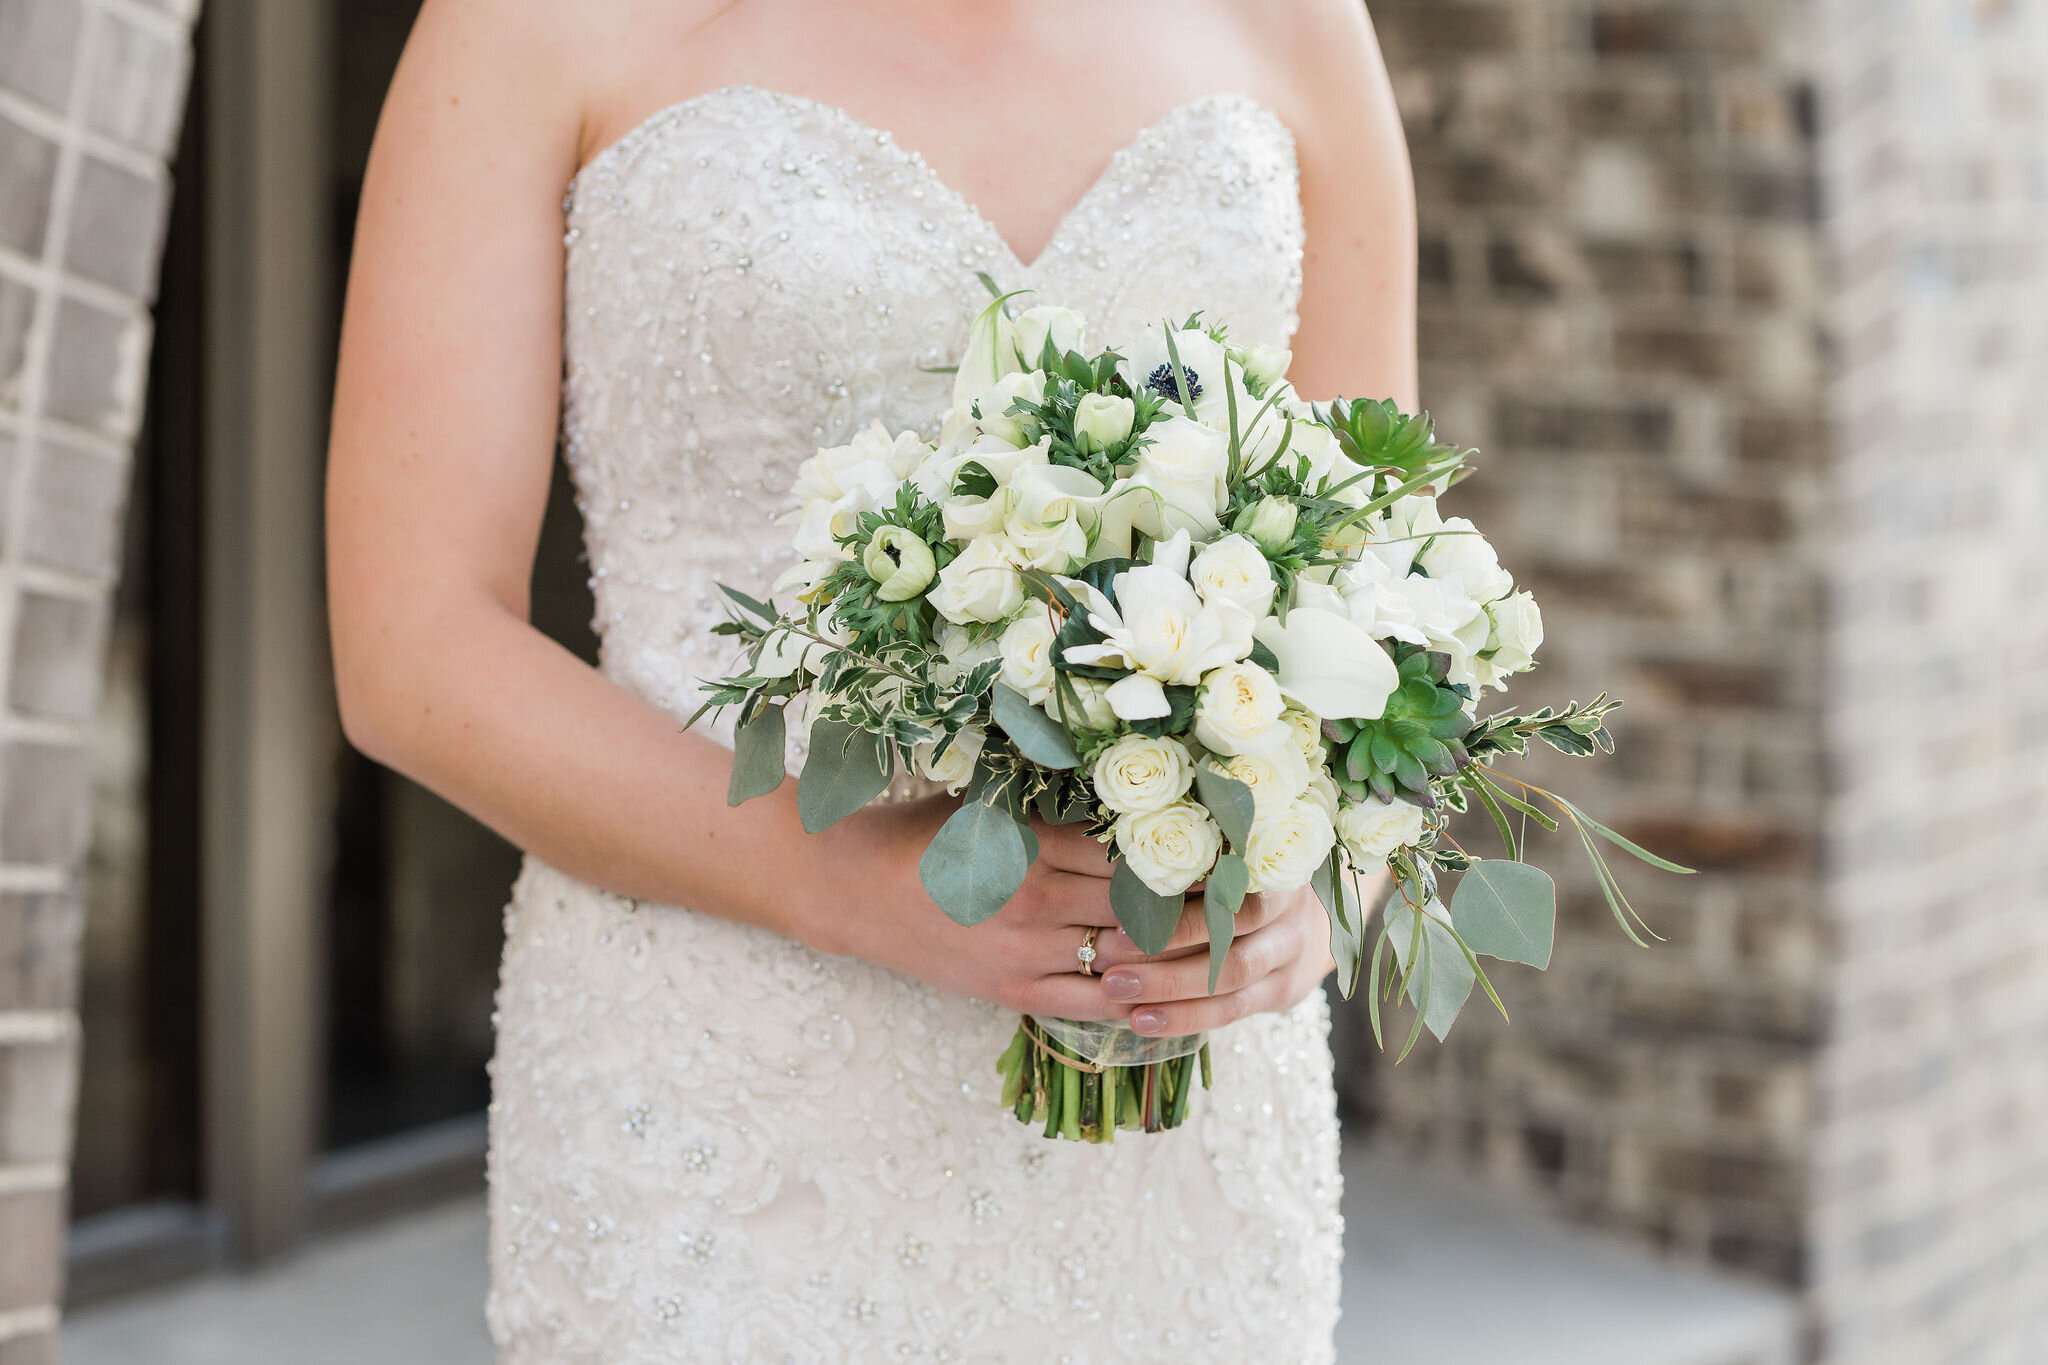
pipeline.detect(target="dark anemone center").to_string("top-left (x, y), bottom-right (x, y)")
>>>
top-left (1145, 363), bottom-right (1203, 403)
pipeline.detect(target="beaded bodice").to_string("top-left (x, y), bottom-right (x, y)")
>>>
top-left (488, 85), bottom-right (1343, 1365)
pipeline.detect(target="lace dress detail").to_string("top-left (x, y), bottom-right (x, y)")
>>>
top-left (487, 86), bottom-right (1340, 1364)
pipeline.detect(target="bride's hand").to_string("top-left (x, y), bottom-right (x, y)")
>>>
top-left (813, 797), bottom-right (1304, 1027)
top-left (1089, 883), bottom-right (1352, 1037)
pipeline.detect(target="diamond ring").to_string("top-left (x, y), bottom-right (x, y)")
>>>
top-left (1076, 926), bottom-right (1101, 976)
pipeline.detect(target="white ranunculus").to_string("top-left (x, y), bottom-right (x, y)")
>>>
top-left (952, 294), bottom-right (1024, 416)
top-left (1013, 305), bottom-right (1086, 365)
top-left (1481, 590), bottom-right (1544, 687)
top-left (1201, 748), bottom-right (1310, 823)
top-left (927, 536), bottom-right (1025, 624)
top-left (916, 726), bottom-right (986, 795)
top-left (998, 604), bottom-right (1061, 703)
top-left (1253, 608), bottom-right (1399, 720)
top-left (1062, 532), bottom-right (1253, 689)
top-left (1073, 392), bottom-right (1135, 450)
top-left (1092, 733), bottom-right (1195, 816)
top-left (1189, 534), bottom-right (1277, 618)
top-left (1335, 796), bottom-right (1428, 865)
top-left (1046, 675), bottom-right (1117, 731)
top-left (1192, 661), bottom-right (1289, 757)
top-left (1117, 324), bottom-right (1230, 417)
top-left (1419, 517), bottom-right (1514, 605)
top-left (1125, 415), bottom-right (1230, 540)
top-left (1244, 799), bottom-right (1337, 893)
top-left (1114, 799), bottom-right (1223, 897)
top-left (1281, 706), bottom-right (1327, 768)
top-left (976, 369), bottom-right (1048, 446)
top-left (1232, 341), bottom-right (1292, 392)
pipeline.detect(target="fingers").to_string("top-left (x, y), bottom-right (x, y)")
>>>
top-left (1019, 869), bottom-right (1121, 928)
top-left (1088, 889), bottom-right (1293, 969)
top-left (1098, 911), bottom-right (1304, 1008)
top-left (1016, 970), bottom-right (1134, 1024)
top-left (1031, 819), bottom-right (1114, 876)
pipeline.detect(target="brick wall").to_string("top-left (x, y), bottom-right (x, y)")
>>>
top-left (1360, 1), bottom-right (2048, 1359)
top-left (0, 0), bottom-right (199, 1357)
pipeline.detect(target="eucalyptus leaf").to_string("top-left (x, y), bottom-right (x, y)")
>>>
top-left (1192, 768), bottom-right (1256, 852)
top-left (1202, 854), bottom-right (1249, 995)
top-left (797, 719), bottom-right (894, 834)
top-left (1385, 899), bottom-right (1475, 1042)
top-left (726, 704), bottom-right (787, 807)
top-left (1450, 860), bottom-right (1556, 968)
top-left (990, 684), bottom-right (1081, 770)
top-left (1111, 861), bottom-right (1184, 956)
top-left (919, 795), bottom-right (1032, 927)
top-left (1328, 867), bottom-right (1367, 999)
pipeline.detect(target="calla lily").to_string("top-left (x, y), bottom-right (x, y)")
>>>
top-left (1252, 608), bottom-right (1398, 720)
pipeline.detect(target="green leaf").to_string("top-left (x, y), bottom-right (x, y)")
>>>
top-left (726, 704), bottom-right (787, 807)
top-left (797, 719), bottom-right (894, 834)
top-left (919, 791), bottom-right (1032, 926)
top-left (1329, 866), bottom-right (1367, 999)
top-left (1385, 899), bottom-right (1475, 1042)
top-left (1555, 795), bottom-right (1698, 874)
top-left (1467, 777), bottom-right (1519, 861)
top-left (990, 684), bottom-right (1081, 769)
top-left (1191, 768), bottom-right (1256, 852)
top-left (1248, 637), bottom-right (1281, 674)
top-left (1111, 860), bottom-right (1184, 956)
top-left (1202, 854), bottom-right (1249, 995)
top-left (1449, 860), bottom-right (1556, 968)
top-left (719, 584), bottom-right (778, 626)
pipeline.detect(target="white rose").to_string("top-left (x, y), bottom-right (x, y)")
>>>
top-left (1073, 393), bottom-right (1135, 450)
top-left (1046, 675), bottom-right (1118, 731)
top-left (1335, 796), bottom-right (1428, 865)
top-left (1115, 799), bottom-right (1223, 897)
top-left (1126, 415), bottom-right (1229, 540)
top-left (1201, 748), bottom-right (1309, 823)
top-left (1231, 341), bottom-right (1292, 392)
top-left (976, 369), bottom-right (1048, 446)
top-left (1231, 496), bottom-right (1299, 553)
top-left (1193, 661), bottom-right (1289, 757)
top-left (1359, 495), bottom-right (1446, 576)
top-left (1420, 518), bottom-right (1515, 604)
top-left (1092, 734), bottom-right (1195, 816)
top-left (1302, 768), bottom-right (1340, 822)
top-left (1244, 799), bottom-right (1337, 894)
top-left (942, 486), bottom-right (1015, 541)
top-left (998, 605), bottom-right (1061, 704)
top-left (1190, 534), bottom-right (1277, 618)
top-left (1013, 305), bottom-right (1086, 365)
top-left (1005, 512), bottom-right (1088, 572)
top-left (1281, 707), bottom-right (1327, 768)
top-left (916, 726), bottom-right (986, 795)
top-left (1481, 590), bottom-right (1544, 688)
top-left (927, 536), bottom-right (1025, 624)
top-left (790, 420), bottom-right (924, 504)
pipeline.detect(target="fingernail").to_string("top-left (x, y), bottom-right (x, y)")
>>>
top-left (1132, 1009), bottom-right (1165, 1034)
top-left (1103, 970), bottom-right (1141, 1000)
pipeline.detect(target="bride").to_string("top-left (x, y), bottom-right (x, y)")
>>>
top-left (327, 0), bottom-right (1416, 1359)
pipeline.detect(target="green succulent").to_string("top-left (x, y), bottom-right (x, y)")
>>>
top-left (1328, 649), bottom-right (1474, 804)
top-left (1317, 397), bottom-right (1467, 479)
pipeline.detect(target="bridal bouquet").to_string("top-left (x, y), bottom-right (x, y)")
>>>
top-left (692, 286), bottom-right (1687, 1141)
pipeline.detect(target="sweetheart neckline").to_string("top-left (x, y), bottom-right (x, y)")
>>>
top-left (567, 84), bottom-right (1297, 275)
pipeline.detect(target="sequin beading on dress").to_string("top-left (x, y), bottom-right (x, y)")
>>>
top-left (487, 85), bottom-right (1343, 1364)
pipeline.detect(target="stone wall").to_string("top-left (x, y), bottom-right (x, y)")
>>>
top-left (0, 0), bottom-right (199, 1358)
top-left (1361, 0), bottom-right (2048, 1359)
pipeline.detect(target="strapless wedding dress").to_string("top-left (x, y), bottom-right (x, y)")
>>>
top-left (486, 85), bottom-right (1343, 1364)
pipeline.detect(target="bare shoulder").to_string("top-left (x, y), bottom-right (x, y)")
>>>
top-left (1232, 0), bottom-right (1395, 133)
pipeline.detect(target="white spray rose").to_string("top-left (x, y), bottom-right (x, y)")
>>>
top-left (790, 486), bottom-right (877, 562)
top-left (1189, 534), bottom-right (1278, 618)
top-left (1231, 496), bottom-right (1299, 554)
top-left (1335, 796), bottom-right (1428, 865)
top-left (1126, 415), bottom-right (1230, 540)
top-left (1073, 392), bottom-right (1135, 450)
top-left (916, 726), bottom-right (986, 795)
top-left (1193, 661), bottom-right (1289, 757)
top-left (1201, 748), bottom-right (1310, 823)
top-left (1303, 768), bottom-right (1341, 822)
top-left (997, 605), bottom-right (1061, 704)
top-left (927, 536), bottom-right (1024, 624)
top-left (1013, 305), bottom-right (1086, 365)
top-left (1003, 464), bottom-right (1098, 572)
top-left (1244, 799), bottom-right (1338, 894)
top-left (976, 369), bottom-right (1047, 446)
top-left (1481, 590), bottom-right (1544, 687)
top-left (1092, 734), bottom-right (1195, 816)
top-left (1281, 707), bottom-right (1327, 768)
top-left (1232, 341), bottom-right (1293, 392)
top-left (1115, 799), bottom-right (1223, 897)
top-left (790, 420), bottom-right (925, 504)
top-left (1046, 675), bottom-right (1117, 731)
top-left (1004, 510), bottom-right (1088, 572)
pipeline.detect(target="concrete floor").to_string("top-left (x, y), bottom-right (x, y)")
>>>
top-left (65, 1145), bottom-right (1798, 1365)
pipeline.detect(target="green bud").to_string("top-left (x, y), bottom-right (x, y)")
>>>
top-left (863, 526), bottom-right (938, 602)
top-left (1232, 495), bottom-right (1299, 552)
top-left (1072, 393), bottom-right (1136, 452)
